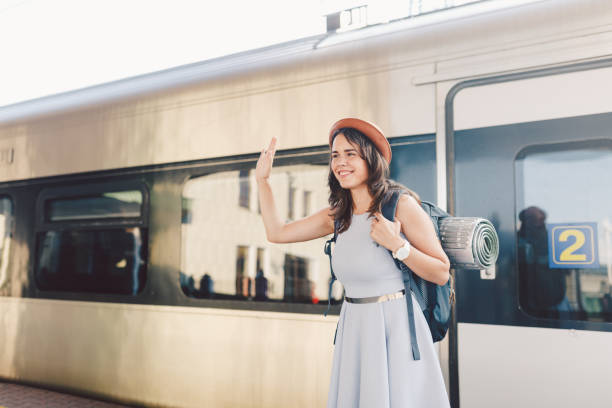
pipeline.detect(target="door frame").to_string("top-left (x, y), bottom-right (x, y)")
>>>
top-left (443, 56), bottom-right (612, 408)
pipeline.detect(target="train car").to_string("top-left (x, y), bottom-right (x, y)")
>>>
top-left (1, 0), bottom-right (611, 406)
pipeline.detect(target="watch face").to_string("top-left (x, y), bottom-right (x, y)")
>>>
top-left (397, 246), bottom-right (409, 260)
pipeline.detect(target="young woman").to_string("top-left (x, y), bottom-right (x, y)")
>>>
top-left (256, 118), bottom-right (451, 407)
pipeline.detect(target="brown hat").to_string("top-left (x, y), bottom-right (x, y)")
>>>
top-left (329, 118), bottom-right (392, 164)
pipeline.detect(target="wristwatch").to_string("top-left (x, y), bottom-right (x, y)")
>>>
top-left (392, 240), bottom-right (411, 261)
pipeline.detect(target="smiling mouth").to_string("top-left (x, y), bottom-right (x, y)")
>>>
top-left (337, 170), bottom-right (353, 177)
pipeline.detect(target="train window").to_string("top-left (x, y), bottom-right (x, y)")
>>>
top-left (515, 141), bottom-right (612, 322)
top-left (180, 163), bottom-right (343, 304)
top-left (303, 190), bottom-right (312, 218)
top-left (35, 187), bottom-right (148, 295)
top-left (288, 178), bottom-right (296, 221)
top-left (45, 190), bottom-right (142, 221)
top-left (182, 197), bottom-right (193, 224)
top-left (238, 170), bottom-right (250, 209)
top-left (0, 197), bottom-right (14, 291)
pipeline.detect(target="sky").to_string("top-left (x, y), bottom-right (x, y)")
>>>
top-left (0, 0), bottom-right (326, 107)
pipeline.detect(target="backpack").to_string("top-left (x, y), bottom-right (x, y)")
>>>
top-left (323, 191), bottom-right (454, 361)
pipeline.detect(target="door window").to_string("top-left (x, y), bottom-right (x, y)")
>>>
top-left (515, 140), bottom-right (612, 321)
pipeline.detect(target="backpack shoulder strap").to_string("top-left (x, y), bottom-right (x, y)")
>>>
top-left (323, 218), bottom-right (339, 317)
top-left (381, 190), bottom-right (421, 360)
top-left (381, 190), bottom-right (401, 222)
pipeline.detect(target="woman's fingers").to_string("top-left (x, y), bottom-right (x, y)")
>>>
top-left (371, 213), bottom-right (401, 234)
top-left (268, 137), bottom-right (277, 153)
top-left (370, 213), bottom-right (404, 250)
top-left (261, 138), bottom-right (277, 158)
top-left (256, 138), bottom-right (277, 181)
top-left (262, 137), bottom-right (277, 159)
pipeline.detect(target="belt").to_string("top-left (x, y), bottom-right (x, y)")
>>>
top-left (345, 289), bottom-right (405, 304)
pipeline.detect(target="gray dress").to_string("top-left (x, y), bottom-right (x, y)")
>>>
top-left (327, 212), bottom-right (450, 408)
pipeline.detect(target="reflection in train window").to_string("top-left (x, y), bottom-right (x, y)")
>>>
top-left (515, 141), bottom-right (612, 322)
top-left (180, 164), bottom-right (344, 304)
top-left (35, 228), bottom-right (147, 294)
top-left (35, 188), bottom-right (148, 295)
top-left (0, 197), bottom-right (14, 292)
top-left (238, 170), bottom-right (250, 209)
top-left (303, 191), bottom-right (312, 218)
top-left (45, 190), bottom-right (143, 221)
top-left (288, 176), bottom-right (296, 221)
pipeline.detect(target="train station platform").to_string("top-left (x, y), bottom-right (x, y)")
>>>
top-left (0, 381), bottom-right (133, 408)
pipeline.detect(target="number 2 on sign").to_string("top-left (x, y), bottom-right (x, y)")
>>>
top-left (559, 229), bottom-right (586, 261)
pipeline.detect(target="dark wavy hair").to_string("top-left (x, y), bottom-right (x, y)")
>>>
top-left (328, 127), bottom-right (421, 233)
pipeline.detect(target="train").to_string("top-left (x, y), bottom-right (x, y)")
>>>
top-left (1, 0), bottom-right (611, 406)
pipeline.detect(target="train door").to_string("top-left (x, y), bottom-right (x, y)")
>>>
top-left (448, 64), bottom-right (612, 408)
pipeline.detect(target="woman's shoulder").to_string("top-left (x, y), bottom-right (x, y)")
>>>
top-left (396, 192), bottom-right (423, 219)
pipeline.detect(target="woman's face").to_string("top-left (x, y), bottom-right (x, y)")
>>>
top-left (331, 133), bottom-right (369, 190)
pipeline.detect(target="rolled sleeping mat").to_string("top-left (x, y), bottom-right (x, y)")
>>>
top-left (438, 217), bottom-right (499, 269)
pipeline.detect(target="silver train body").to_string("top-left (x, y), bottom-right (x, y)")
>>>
top-left (1, 1), bottom-right (612, 406)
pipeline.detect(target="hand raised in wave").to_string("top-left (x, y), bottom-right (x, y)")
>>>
top-left (256, 137), bottom-right (277, 182)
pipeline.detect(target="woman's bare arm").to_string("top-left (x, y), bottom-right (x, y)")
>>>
top-left (256, 138), bottom-right (334, 243)
top-left (395, 194), bottom-right (450, 285)
top-left (370, 194), bottom-right (450, 285)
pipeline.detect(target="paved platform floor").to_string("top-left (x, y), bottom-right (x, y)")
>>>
top-left (0, 382), bottom-right (134, 408)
